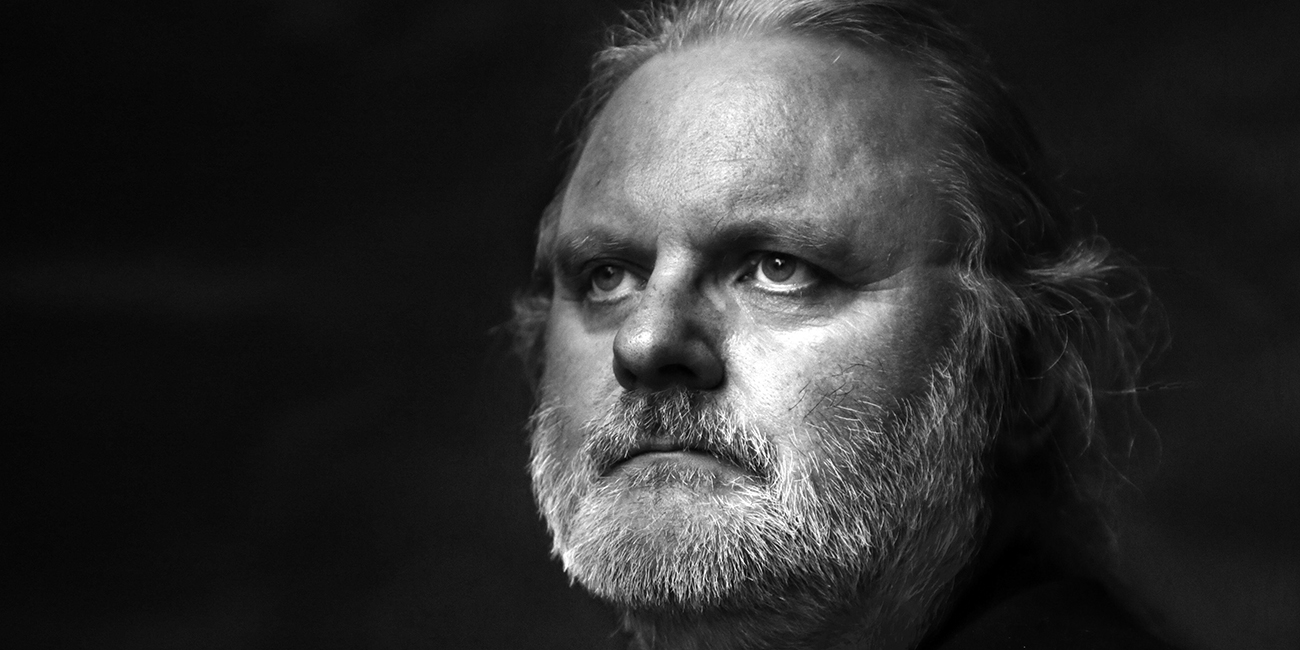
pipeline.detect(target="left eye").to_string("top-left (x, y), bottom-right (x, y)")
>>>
top-left (586, 263), bottom-right (641, 301)
top-left (742, 252), bottom-right (819, 290)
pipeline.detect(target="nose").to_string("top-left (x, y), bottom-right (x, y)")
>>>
top-left (612, 274), bottom-right (724, 392)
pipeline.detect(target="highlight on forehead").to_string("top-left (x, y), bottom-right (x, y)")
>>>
top-left (576, 34), bottom-right (937, 176)
top-left (550, 34), bottom-right (950, 268)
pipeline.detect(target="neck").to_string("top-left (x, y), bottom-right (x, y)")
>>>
top-left (619, 586), bottom-right (939, 650)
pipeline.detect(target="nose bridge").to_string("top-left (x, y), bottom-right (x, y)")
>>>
top-left (640, 261), bottom-right (697, 330)
top-left (612, 256), bottom-right (724, 391)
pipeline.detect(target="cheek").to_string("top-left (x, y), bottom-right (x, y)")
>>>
top-left (531, 406), bottom-right (587, 478)
top-left (724, 299), bottom-right (951, 429)
top-left (541, 305), bottom-right (620, 415)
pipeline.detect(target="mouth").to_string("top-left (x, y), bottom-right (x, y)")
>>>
top-left (604, 439), bottom-right (748, 478)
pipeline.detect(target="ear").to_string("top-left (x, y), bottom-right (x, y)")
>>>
top-left (510, 289), bottom-right (552, 391)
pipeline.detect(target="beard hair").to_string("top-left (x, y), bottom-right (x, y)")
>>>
top-left (527, 344), bottom-right (992, 631)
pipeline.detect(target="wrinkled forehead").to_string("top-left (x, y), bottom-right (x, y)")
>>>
top-left (582, 36), bottom-right (935, 172)
top-left (559, 35), bottom-right (951, 253)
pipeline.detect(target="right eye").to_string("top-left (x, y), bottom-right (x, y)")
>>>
top-left (586, 263), bottom-right (641, 302)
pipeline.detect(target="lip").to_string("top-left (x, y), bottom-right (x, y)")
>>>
top-left (604, 440), bottom-right (742, 476)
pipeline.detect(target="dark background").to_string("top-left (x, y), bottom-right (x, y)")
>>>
top-left (4, 1), bottom-right (1297, 648)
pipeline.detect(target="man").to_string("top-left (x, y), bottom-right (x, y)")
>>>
top-left (512, 0), bottom-right (1167, 647)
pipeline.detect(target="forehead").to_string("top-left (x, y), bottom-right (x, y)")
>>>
top-left (561, 35), bottom-right (950, 262)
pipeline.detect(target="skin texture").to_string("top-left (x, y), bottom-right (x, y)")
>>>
top-left (532, 36), bottom-right (978, 648)
top-left (546, 34), bottom-right (956, 470)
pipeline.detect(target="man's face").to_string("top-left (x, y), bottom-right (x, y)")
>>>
top-left (530, 36), bottom-right (987, 613)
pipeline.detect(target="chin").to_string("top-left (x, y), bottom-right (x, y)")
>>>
top-left (558, 474), bottom-right (841, 612)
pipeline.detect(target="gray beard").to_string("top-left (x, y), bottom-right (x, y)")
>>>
top-left (527, 347), bottom-right (992, 638)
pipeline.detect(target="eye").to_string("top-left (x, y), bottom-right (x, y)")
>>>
top-left (741, 252), bottom-right (820, 292)
top-left (586, 263), bottom-right (641, 302)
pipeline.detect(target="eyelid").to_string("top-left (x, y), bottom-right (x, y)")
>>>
top-left (739, 251), bottom-right (824, 291)
top-left (581, 259), bottom-right (646, 302)
top-left (579, 257), bottom-right (646, 279)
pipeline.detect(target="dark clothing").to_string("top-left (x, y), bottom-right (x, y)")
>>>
top-left (923, 548), bottom-right (1177, 650)
top-left (925, 578), bottom-right (1175, 649)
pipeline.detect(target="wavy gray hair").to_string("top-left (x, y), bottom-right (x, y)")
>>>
top-left (512, 0), bottom-right (1160, 572)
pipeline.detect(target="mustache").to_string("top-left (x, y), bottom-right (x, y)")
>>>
top-left (581, 388), bottom-right (778, 481)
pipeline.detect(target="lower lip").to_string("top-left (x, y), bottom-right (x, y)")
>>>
top-left (611, 450), bottom-right (745, 477)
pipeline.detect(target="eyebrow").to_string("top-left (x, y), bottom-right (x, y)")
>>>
top-left (706, 215), bottom-right (863, 266)
top-left (544, 216), bottom-right (869, 276)
top-left (546, 229), bottom-right (643, 274)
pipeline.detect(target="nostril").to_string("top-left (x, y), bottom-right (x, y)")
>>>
top-left (613, 358), bottom-right (639, 391)
top-left (656, 364), bottom-right (698, 384)
top-left (613, 357), bottom-right (719, 392)
top-left (644, 361), bottom-right (721, 392)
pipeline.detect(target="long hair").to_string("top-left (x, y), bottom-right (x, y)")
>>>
top-left (513, 0), bottom-right (1161, 572)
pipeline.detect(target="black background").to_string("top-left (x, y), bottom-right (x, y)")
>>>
top-left (4, 1), bottom-right (1297, 648)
